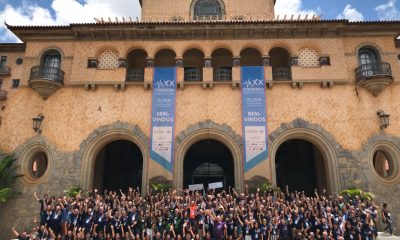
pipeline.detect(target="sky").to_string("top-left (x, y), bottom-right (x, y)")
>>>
top-left (0, 0), bottom-right (399, 43)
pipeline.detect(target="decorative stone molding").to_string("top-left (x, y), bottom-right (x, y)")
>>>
top-left (29, 79), bottom-right (63, 100)
top-left (204, 58), bottom-right (212, 68)
top-left (268, 118), bottom-right (346, 194)
top-left (146, 58), bottom-right (154, 68)
top-left (357, 77), bottom-right (393, 97)
top-left (176, 58), bottom-right (183, 68)
top-left (174, 120), bottom-right (243, 191)
top-left (233, 57), bottom-right (241, 67)
top-left (262, 56), bottom-right (270, 66)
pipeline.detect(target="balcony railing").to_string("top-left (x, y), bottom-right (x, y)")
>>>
top-left (0, 90), bottom-right (7, 101)
top-left (29, 66), bottom-right (64, 83)
top-left (272, 67), bottom-right (292, 81)
top-left (356, 62), bottom-right (392, 82)
top-left (184, 68), bottom-right (202, 81)
top-left (214, 68), bottom-right (232, 81)
top-left (126, 69), bottom-right (144, 82)
top-left (0, 66), bottom-right (11, 76)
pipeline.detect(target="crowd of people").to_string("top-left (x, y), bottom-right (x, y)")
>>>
top-left (11, 185), bottom-right (393, 240)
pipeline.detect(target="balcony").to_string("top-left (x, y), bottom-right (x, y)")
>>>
top-left (0, 90), bottom-right (7, 101)
top-left (272, 67), bottom-right (292, 81)
top-left (214, 68), bottom-right (232, 81)
top-left (184, 68), bottom-right (202, 81)
top-left (126, 69), bottom-right (144, 82)
top-left (0, 66), bottom-right (11, 76)
top-left (29, 66), bottom-right (64, 99)
top-left (355, 62), bottom-right (393, 97)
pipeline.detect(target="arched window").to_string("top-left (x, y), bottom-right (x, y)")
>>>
top-left (358, 48), bottom-right (378, 66)
top-left (41, 50), bottom-right (61, 69)
top-left (193, 0), bottom-right (224, 20)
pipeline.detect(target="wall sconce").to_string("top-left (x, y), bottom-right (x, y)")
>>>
top-left (377, 110), bottom-right (390, 129)
top-left (32, 114), bottom-right (44, 133)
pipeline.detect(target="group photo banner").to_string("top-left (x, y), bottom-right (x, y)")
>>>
top-left (150, 67), bottom-right (177, 172)
top-left (241, 66), bottom-right (268, 172)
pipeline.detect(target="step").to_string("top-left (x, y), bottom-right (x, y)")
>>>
top-left (378, 232), bottom-right (400, 240)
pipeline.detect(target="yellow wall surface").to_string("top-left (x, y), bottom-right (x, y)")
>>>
top-left (141, 0), bottom-right (275, 21)
top-left (0, 34), bottom-right (399, 182)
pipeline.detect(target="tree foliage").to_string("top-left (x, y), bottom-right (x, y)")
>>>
top-left (341, 187), bottom-right (375, 201)
top-left (0, 155), bottom-right (23, 203)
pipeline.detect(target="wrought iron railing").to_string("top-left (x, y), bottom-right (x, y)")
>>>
top-left (29, 66), bottom-right (64, 83)
top-left (126, 69), bottom-right (144, 81)
top-left (356, 62), bottom-right (392, 82)
top-left (214, 67), bottom-right (232, 81)
top-left (0, 66), bottom-right (11, 75)
top-left (272, 67), bottom-right (292, 81)
top-left (184, 68), bottom-right (202, 81)
top-left (0, 90), bottom-right (7, 100)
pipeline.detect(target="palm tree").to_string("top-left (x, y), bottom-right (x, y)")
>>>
top-left (0, 155), bottom-right (22, 203)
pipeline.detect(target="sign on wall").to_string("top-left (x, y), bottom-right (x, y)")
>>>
top-left (241, 66), bottom-right (268, 172)
top-left (150, 67), bottom-right (177, 172)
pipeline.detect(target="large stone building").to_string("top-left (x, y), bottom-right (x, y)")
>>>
top-left (0, 0), bottom-right (400, 237)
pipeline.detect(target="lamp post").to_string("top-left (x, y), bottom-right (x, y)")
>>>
top-left (377, 110), bottom-right (390, 129)
top-left (32, 114), bottom-right (44, 133)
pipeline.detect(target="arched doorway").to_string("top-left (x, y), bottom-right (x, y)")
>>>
top-left (93, 140), bottom-right (143, 192)
top-left (275, 139), bottom-right (327, 195)
top-left (183, 139), bottom-right (235, 189)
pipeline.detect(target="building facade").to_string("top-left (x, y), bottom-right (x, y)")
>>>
top-left (0, 0), bottom-right (400, 237)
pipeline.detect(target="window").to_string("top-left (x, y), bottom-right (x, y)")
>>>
top-left (43, 53), bottom-right (61, 69)
top-left (12, 79), bottom-right (20, 88)
top-left (29, 152), bottom-right (48, 179)
top-left (358, 47), bottom-right (380, 77)
top-left (0, 56), bottom-right (6, 68)
top-left (359, 48), bottom-right (378, 65)
top-left (193, 0), bottom-right (223, 20)
top-left (373, 151), bottom-right (393, 178)
top-left (0, 80), bottom-right (2, 90)
top-left (16, 58), bottom-right (23, 65)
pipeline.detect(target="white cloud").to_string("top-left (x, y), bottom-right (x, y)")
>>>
top-left (375, 0), bottom-right (400, 20)
top-left (0, 0), bottom-right (141, 42)
top-left (275, 0), bottom-right (319, 19)
top-left (337, 4), bottom-right (364, 21)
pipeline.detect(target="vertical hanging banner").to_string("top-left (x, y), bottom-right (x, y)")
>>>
top-left (241, 66), bottom-right (268, 172)
top-left (150, 67), bottom-right (176, 172)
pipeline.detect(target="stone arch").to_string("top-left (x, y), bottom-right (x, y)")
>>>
top-left (268, 119), bottom-right (343, 194)
top-left (124, 46), bottom-right (148, 59)
top-left (96, 45), bottom-right (119, 59)
top-left (174, 120), bottom-right (243, 191)
top-left (79, 122), bottom-right (150, 192)
top-left (354, 42), bottom-right (383, 58)
top-left (38, 46), bottom-right (65, 62)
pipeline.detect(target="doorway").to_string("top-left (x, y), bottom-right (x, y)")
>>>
top-left (93, 140), bottom-right (143, 192)
top-left (183, 139), bottom-right (234, 189)
top-left (275, 139), bottom-right (327, 195)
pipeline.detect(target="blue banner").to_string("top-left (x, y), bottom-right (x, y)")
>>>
top-left (150, 67), bottom-right (176, 172)
top-left (241, 66), bottom-right (268, 172)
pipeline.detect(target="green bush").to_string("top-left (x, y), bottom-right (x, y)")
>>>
top-left (151, 182), bottom-right (171, 192)
top-left (65, 186), bottom-right (81, 198)
top-left (341, 187), bottom-right (375, 201)
top-left (0, 155), bottom-right (23, 204)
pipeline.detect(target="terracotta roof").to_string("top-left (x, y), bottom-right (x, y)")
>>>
top-left (5, 19), bottom-right (349, 30)
top-left (6, 19), bottom-right (400, 30)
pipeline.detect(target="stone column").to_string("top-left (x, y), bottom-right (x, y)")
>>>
top-left (232, 56), bottom-right (241, 82)
top-left (262, 55), bottom-right (272, 81)
top-left (144, 57), bottom-right (154, 87)
top-left (176, 57), bottom-right (184, 83)
top-left (203, 57), bottom-right (213, 82)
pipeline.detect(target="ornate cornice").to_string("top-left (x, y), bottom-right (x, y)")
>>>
top-left (5, 20), bottom-right (400, 42)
